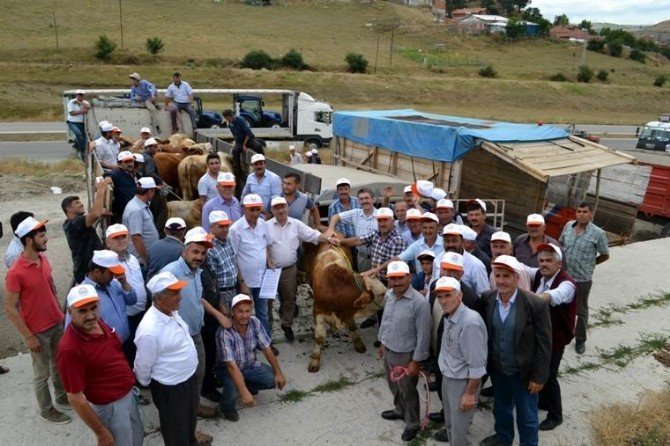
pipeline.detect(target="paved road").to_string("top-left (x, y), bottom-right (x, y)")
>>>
top-left (0, 122), bottom-right (65, 134)
top-left (600, 138), bottom-right (637, 151)
top-left (0, 141), bottom-right (73, 161)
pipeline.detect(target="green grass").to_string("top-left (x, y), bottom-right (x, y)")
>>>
top-left (311, 376), bottom-right (354, 393)
top-left (278, 389), bottom-right (310, 403)
top-left (591, 292), bottom-right (670, 329)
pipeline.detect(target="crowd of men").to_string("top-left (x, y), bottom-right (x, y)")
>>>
top-left (8, 104), bottom-right (611, 444)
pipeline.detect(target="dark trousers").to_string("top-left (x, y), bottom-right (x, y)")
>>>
top-left (231, 141), bottom-right (248, 198)
top-left (491, 370), bottom-right (539, 446)
top-left (539, 348), bottom-right (564, 422)
top-left (201, 325), bottom-right (219, 394)
top-left (67, 121), bottom-right (87, 160)
top-left (150, 373), bottom-right (198, 446)
top-left (123, 311), bottom-right (146, 367)
top-left (575, 280), bottom-right (593, 342)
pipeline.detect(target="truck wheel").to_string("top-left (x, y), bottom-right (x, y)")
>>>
top-left (661, 222), bottom-right (670, 238)
top-left (305, 139), bottom-right (322, 151)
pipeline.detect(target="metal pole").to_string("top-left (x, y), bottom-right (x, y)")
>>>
top-left (593, 169), bottom-right (602, 215)
top-left (52, 13), bottom-right (59, 50)
top-left (389, 29), bottom-right (394, 66)
top-left (119, 0), bottom-right (124, 49)
top-left (374, 33), bottom-right (380, 74)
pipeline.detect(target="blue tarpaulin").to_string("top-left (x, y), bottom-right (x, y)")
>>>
top-left (333, 109), bottom-right (569, 162)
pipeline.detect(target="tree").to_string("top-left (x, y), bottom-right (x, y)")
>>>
top-left (481, 0), bottom-right (499, 15)
top-left (577, 65), bottom-right (593, 83)
top-left (608, 41), bottom-right (623, 57)
top-left (521, 7), bottom-right (544, 22)
top-left (553, 14), bottom-right (569, 26)
top-left (500, 0), bottom-right (530, 16)
top-left (241, 50), bottom-right (276, 70)
top-left (345, 53), bottom-right (368, 74)
top-left (629, 49), bottom-right (646, 63)
top-left (144, 37), bottom-right (164, 56)
top-left (94, 35), bottom-right (116, 60)
top-left (506, 18), bottom-right (526, 39)
top-left (579, 20), bottom-right (592, 31)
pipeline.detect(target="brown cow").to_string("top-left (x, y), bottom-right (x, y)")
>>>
top-left (154, 152), bottom-right (187, 193)
top-left (166, 199), bottom-right (202, 229)
top-left (178, 151), bottom-right (233, 200)
top-left (308, 244), bottom-right (387, 373)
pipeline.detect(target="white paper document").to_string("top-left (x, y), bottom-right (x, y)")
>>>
top-left (259, 268), bottom-right (282, 299)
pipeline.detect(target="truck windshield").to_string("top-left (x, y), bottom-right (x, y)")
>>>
top-left (315, 111), bottom-right (332, 124)
top-left (640, 127), bottom-right (670, 142)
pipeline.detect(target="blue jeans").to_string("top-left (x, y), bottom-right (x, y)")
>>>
top-left (491, 370), bottom-right (539, 446)
top-left (216, 363), bottom-right (276, 412)
top-left (250, 287), bottom-right (271, 338)
top-left (67, 121), bottom-right (87, 160)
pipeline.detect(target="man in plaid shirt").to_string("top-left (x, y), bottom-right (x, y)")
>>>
top-left (559, 201), bottom-right (610, 354)
top-left (214, 294), bottom-right (286, 422)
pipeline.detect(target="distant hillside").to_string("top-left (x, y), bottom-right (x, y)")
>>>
top-left (646, 20), bottom-right (670, 32)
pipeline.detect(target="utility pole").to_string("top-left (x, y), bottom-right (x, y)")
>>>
top-left (52, 13), bottom-right (59, 51)
top-left (119, 0), bottom-right (124, 49)
top-left (389, 28), bottom-right (394, 66)
top-left (374, 33), bottom-right (380, 74)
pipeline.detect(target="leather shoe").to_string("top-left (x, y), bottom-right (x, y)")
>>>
top-left (401, 427), bottom-right (418, 442)
top-left (360, 317), bottom-right (377, 329)
top-left (428, 410), bottom-right (444, 423)
top-left (480, 434), bottom-right (512, 446)
top-left (222, 410), bottom-right (239, 422)
top-left (480, 386), bottom-right (494, 397)
top-left (195, 430), bottom-right (213, 446)
top-left (433, 429), bottom-right (449, 442)
top-left (539, 417), bottom-right (563, 431)
top-left (575, 340), bottom-right (586, 354)
top-left (381, 409), bottom-right (403, 420)
top-left (283, 327), bottom-right (295, 343)
top-left (197, 404), bottom-right (219, 419)
top-left (271, 344), bottom-right (280, 356)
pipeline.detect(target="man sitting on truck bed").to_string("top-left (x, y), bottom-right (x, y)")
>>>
top-left (165, 72), bottom-right (197, 134)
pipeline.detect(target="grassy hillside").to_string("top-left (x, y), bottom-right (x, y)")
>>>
top-left (1, 0), bottom-right (668, 123)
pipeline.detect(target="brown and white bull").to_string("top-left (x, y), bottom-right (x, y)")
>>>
top-left (166, 199), bottom-right (202, 229)
top-left (177, 151), bottom-right (233, 200)
top-left (308, 245), bottom-right (387, 373)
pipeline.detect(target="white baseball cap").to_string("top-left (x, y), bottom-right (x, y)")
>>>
top-left (217, 172), bottom-right (236, 186)
top-left (165, 217), bottom-right (186, 229)
top-left (98, 120), bottom-right (110, 127)
top-left (133, 153), bottom-right (144, 163)
top-left (436, 199), bottom-right (454, 209)
top-left (184, 227), bottom-right (213, 247)
top-left (431, 188), bottom-right (447, 201)
top-left (271, 196), bottom-right (288, 207)
top-left (117, 150), bottom-right (134, 162)
top-left (144, 137), bottom-right (158, 147)
top-left (209, 210), bottom-right (232, 226)
top-left (306, 151), bottom-right (312, 157)
top-left (147, 271), bottom-right (187, 294)
top-left (375, 207), bottom-right (394, 220)
top-left (416, 249), bottom-right (436, 260)
top-left (128, 72), bottom-right (141, 80)
top-left (434, 276), bottom-right (461, 292)
top-left (492, 255), bottom-right (522, 274)
top-left (311, 148), bottom-right (318, 155)
top-left (66, 284), bottom-right (100, 308)
top-left (242, 193), bottom-right (263, 208)
top-left (491, 231), bottom-right (511, 244)
top-left (289, 145), bottom-right (296, 151)
top-left (138, 177), bottom-right (157, 189)
top-left (74, 89), bottom-right (85, 95)
top-left (105, 224), bottom-right (128, 239)
top-left (440, 251), bottom-right (464, 271)
top-left (403, 185), bottom-right (413, 194)
top-left (442, 223), bottom-right (463, 237)
top-left (526, 213), bottom-right (545, 226)
top-left (460, 226), bottom-right (477, 242)
top-left (406, 208), bottom-right (423, 221)
top-left (92, 250), bottom-right (125, 274)
top-left (537, 243), bottom-right (562, 261)
top-left (140, 127), bottom-right (152, 134)
top-left (15, 216), bottom-right (48, 238)
top-left (100, 122), bottom-right (114, 132)
top-left (336, 178), bottom-right (351, 187)
top-left (386, 260), bottom-right (410, 278)
top-left (231, 293), bottom-right (253, 308)
top-left (250, 154), bottom-right (266, 164)
top-left (413, 180), bottom-right (434, 198)
top-left (467, 198), bottom-right (487, 213)
top-left (421, 212), bottom-right (439, 224)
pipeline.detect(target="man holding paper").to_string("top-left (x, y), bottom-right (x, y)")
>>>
top-left (266, 197), bottom-right (337, 343)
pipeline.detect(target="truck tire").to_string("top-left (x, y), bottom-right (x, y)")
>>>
top-left (661, 222), bottom-right (670, 238)
top-left (305, 139), bottom-right (322, 151)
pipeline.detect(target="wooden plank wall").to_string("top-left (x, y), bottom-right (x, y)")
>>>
top-left (587, 194), bottom-right (638, 238)
top-left (459, 147), bottom-right (546, 236)
top-left (586, 164), bottom-right (652, 206)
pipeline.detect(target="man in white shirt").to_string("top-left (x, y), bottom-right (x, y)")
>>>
top-left (134, 271), bottom-right (213, 446)
top-left (266, 197), bottom-right (335, 342)
top-left (66, 89), bottom-right (90, 160)
top-left (198, 153), bottom-right (222, 206)
top-left (164, 72), bottom-right (197, 134)
top-left (91, 122), bottom-right (118, 170)
top-left (436, 224), bottom-right (489, 296)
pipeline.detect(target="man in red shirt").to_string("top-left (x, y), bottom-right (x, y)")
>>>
top-left (57, 284), bottom-right (143, 446)
top-left (4, 216), bottom-right (70, 424)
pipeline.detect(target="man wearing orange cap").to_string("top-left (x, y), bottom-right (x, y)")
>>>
top-left (5, 217), bottom-right (70, 424)
top-left (202, 172), bottom-right (242, 231)
top-left (105, 150), bottom-right (141, 224)
top-left (57, 284), bottom-right (143, 446)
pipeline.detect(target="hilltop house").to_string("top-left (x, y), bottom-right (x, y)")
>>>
top-left (550, 25), bottom-right (589, 41)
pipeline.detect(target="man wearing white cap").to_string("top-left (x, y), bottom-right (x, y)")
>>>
top-left (288, 144), bottom-right (303, 166)
top-left (5, 217), bottom-right (70, 424)
top-left (241, 153), bottom-right (282, 219)
top-left (377, 261), bottom-right (432, 442)
top-left (228, 194), bottom-right (275, 343)
top-left (531, 244), bottom-right (576, 431)
top-left (439, 224), bottom-right (489, 296)
top-left (165, 71), bottom-right (197, 134)
top-left (105, 150), bottom-right (142, 224)
top-left (435, 198), bottom-right (464, 231)
top-left (401, 208), bottom-right (424, 246)
top-left (139, 137), bottom-right (160, 179)
top-left (57, 284), bottom-right (143, 446)
top-left (160, 227), bottom-right (230, 417)
top-left (129, 72), bottom-right (158, 132)
top-left (130, 127), bottom-right (154, 152)
top-left (327, 177), bottom-right (361, 238)
top-left (466, 199), bottom-right (497, 258)
top-left (91, 121), bottom-right (119, 170)
top-left (489, 231), bottom-right (532, 291)
top-left (134, 271), bottom-right (214, 446)
top-left (514, 214), bottom-right (562, 268)
top-left (122, 176), bottom-right (160, 265)
top-left (202, 172), bottom-right (242, 231)
top-left (198, 153), bottom-right (223, 207)
top-left (147, 218), bottom-right (186, 279)
top-left (432, 277), bottom-right (487, 445)
top-left (480, 255), bottom-right (551, 446)
top-left (310, 148), bottom-right (322, 164)
top-left (206, 211), bottom-right (241, 310)
top-left (326, 187), bottom-right (378, 272)
top-left (267, 196), bottom-right (336, 342)
top-left (215, 294), bottom-right (286, 422)
top-left (66, 90), bottom-right (91, 160)
top-left (461, 225), bottom-right (491, 274)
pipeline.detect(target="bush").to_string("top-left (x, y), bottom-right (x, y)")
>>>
top-left (479, 65), bottom-right (497, 78)
top-left (345, 52), bottom-right (368, 74)
top-left (587, 40), bottom-right (605, 52)
top-left (506, 18), bottom-right (526, 39)
top-left (608, 41), bottom-right (623, 57)
top-left (654, 74), bottom-right (668, 87)
top-left (549, 72), bottom-right (568, 82)
top-left (145, 37), bottom-right (165, 56)
top-left (577, 65), bottom-right (593, 83)
top-left (629, 49), bottom-right (646, 63)
top-left (596, 70), bottom-right (609, 82)
top-left (94, 35), bottom-right (117, 60)
top-left (241, 50), bottom-right (276, 70)
top-left (281, 49), bottom-right (307, 70)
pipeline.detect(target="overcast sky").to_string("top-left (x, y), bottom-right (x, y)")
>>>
top-left (531, 0), bottom-right (670, 26)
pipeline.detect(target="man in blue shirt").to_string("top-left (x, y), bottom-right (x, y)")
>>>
top-left (224, 109), bottom-right (256, 197)
top-left (241, 154), bottom-right (282, 220)
top-left (129, 73), bottom-right (159, 134)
